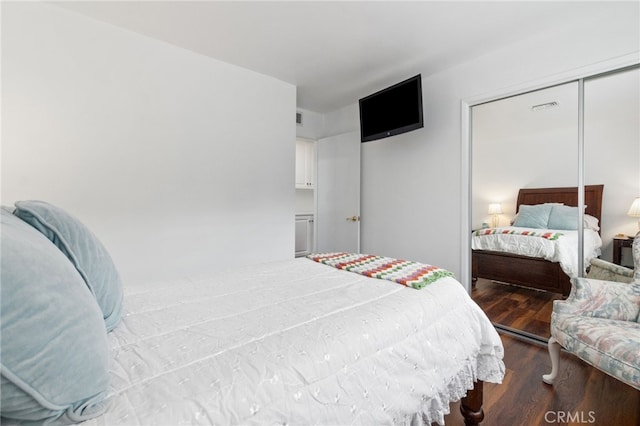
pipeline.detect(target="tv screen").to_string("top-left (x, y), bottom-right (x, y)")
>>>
top-left (359, 74), bottom-right (423, 142)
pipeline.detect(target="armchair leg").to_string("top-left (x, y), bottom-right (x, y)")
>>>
top-left (542, 336), bottom-right (561, 385)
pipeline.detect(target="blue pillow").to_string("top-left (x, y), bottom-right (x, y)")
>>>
top-left (512, 204), bottom-right (553, 229)
top-left (14, 201), bottom-right (123, 331)
top-left (0, 209), bottom-right (110, 423)
top-left (548, 205), bottom-right (579, 230)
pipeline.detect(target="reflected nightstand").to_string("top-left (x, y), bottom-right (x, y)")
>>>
top-left (613, 236), bottom-right (633, 266)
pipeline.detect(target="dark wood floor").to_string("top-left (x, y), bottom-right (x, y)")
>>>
top-left (444, 334), bottom-right (640, 425)
top-left (440, 279), bottom-right (640, 425)
top-left (472, 278), bottom-right (563, 339)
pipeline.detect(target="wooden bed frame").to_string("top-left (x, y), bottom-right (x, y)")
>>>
top-left (461, 382), bottom-right (484, 425)
top-left (472, 185), bottom-right (604, 296)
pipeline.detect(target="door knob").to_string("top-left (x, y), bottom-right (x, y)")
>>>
top-left (346, 215), bottom-right (360, 222)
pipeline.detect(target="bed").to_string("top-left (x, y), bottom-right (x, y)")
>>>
top-left (472, 185), bottom-right (604, 296)
top-left (1, 202), bottom-right (504, 426)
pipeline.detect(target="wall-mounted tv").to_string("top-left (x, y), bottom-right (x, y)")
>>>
top-left (359, 74), bottom-right (423, 143)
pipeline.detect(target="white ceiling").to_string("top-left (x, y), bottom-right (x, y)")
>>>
top-left (54, 1), bottom-right (622, 113)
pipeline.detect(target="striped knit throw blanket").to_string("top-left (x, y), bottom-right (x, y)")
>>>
top-left (473, 228), bottom-right (564, 240)
top-left (307, 252), bottom-right (454, 290)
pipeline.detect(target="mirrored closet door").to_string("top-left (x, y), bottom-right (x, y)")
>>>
top-left (584, 66), bottom-right (640, 266)
top-left (471, 82), bottom-right (579, 340)
top-left (470, 65), bottom-right (640, 341)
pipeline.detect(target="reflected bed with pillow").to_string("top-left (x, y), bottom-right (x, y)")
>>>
top-left (1, 201), bottom-right (505, 425)
top-left (472, 185), bottom-right (604, 296)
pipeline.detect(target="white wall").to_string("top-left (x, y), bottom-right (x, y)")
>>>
top-left (2, 2), bottom-right (296, 284)
top-left (295, 108), bottom-right (324, 140)
top-left (324, 4), bottom-right (639, 281)
top-left (323, 104), bottom-right (359, 138)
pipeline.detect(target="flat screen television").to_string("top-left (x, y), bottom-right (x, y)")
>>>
top-left (359, 74), bottom-right (423, 142)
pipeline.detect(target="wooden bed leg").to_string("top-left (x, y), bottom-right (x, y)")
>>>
top-left (460, 381), bottom-right (484, 425)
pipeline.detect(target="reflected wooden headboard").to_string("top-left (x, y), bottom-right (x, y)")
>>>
top-left (516, 184), bottom-right (604, 226)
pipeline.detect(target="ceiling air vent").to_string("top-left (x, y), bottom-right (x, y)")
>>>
top-left (296, 111), bottom-right (303, 126)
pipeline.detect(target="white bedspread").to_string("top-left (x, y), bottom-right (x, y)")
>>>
top-left (471, 227), bottom-right (602, 277)
top-left (84, 258), bottom-right (504, 426)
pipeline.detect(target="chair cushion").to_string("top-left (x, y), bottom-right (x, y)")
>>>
top-left (14, 200), bottom-right (123, 331)
top-left (0, 209), bottom-right (110, 423)
top-left (552, 313), bottom-right (640, 390)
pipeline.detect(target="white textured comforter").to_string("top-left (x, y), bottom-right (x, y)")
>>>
top-left (471, 227), bottom-right (602, 277)
top-left (85, 258), bottom-right (504, 426)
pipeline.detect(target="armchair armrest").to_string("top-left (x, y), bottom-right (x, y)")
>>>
top-left (586, 258), bottom-right (633, 283)
top-left (552, 277), bottom-right (640, 322)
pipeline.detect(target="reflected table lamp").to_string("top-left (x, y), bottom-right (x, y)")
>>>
top-left (488, 203), bottom-right (502, 228)
top-left (628, 197), bottom-right (640, 232)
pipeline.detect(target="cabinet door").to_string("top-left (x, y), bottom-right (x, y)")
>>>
top-left (303, 142), bottom-right (314, 187)
top-left (295, 141), bottom-right (307, 188)
top-left (295, 140), bottom-right (315, 189)
top-left (295, 216), bottom-right (314, 257)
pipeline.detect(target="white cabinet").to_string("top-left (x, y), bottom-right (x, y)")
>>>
top-left (295, 215), bottom-right (314, 257)
top-left (295, 139), bottom-right (315, 189)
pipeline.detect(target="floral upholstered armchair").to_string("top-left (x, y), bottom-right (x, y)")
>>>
top-left (586, 257), bottom-right (633, 283)
top-left (542, 233), bottom-right (640, 390)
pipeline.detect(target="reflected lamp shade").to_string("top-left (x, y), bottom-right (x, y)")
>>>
top-left (628, 197), bottom-right (640, 230)
top-left (488, 203), bottom-right (502, 228)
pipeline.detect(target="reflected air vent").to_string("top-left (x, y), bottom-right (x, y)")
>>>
top-left (296, 111), bottom-right (303, 125)
top-left (531, 101), bottom-right (559, 111)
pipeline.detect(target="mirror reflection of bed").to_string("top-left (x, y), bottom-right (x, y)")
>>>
top-left (470, 66), bottom-right (639, 341)
top-left (471, 185), bottom-right (604, 340)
